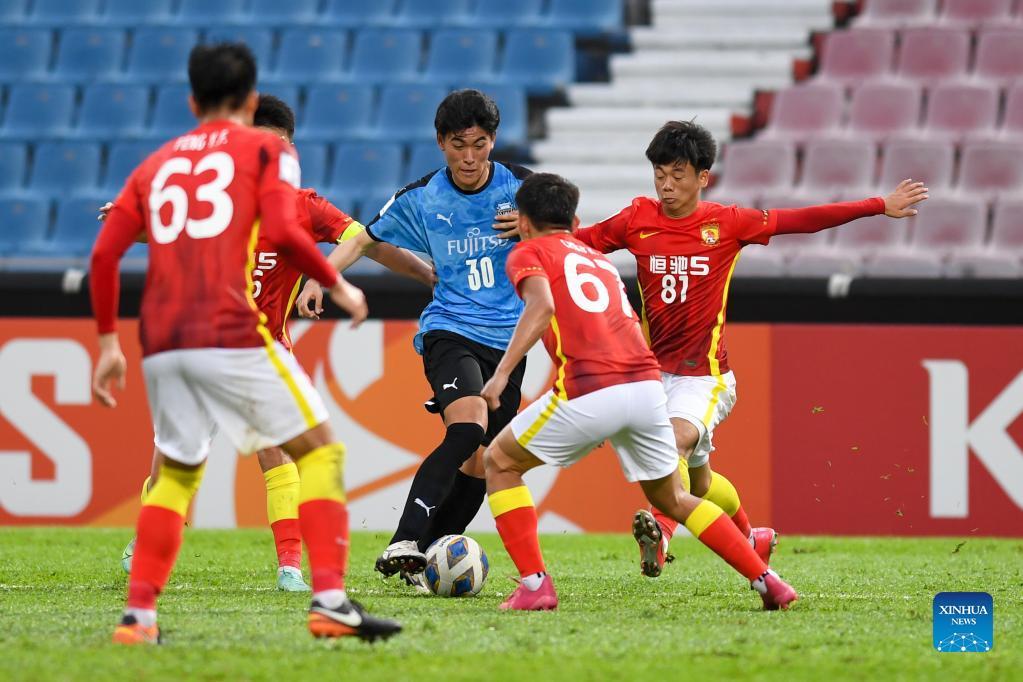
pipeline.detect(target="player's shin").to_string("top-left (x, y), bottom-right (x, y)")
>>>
top-left (650, 460), bottom-right (688, 542)
top-left (703, 471), bottom-right (752, 538)
top-left (417, 469), bottom-right (487, 552)
top-left (683, 499), bottom-right (766, 582)
top-left (489, 484), bottom-right (546, 586)
top-left (264, 461), bottom-right (303, 569)
top-left (294, 443), bottom-right (349, 603)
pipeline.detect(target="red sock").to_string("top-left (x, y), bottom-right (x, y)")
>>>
top-left (127, 505), bottom-right (185, 610)
top-left (298, 499), bottom-right (349, 592)
top-left (494, 506), bottom-right (546, 577)
top-left (692, 513), bottom-right (767, 582)
top-left (730, 506), bottom-right (752, 538)
top-left (270, 518), bottom-right (302, 569)
top-left (652, 506), bottom-right (679, 542)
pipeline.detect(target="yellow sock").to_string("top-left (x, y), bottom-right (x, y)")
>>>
top-left (295, 443), bottom-right (347, 504)
top-left (677, 461), bottom-right (691, 492)
top-left (140, 476), bottom-right (152, 504)
top-left (703, 471), bottom-right (741, 517)
top-left (264, 462), bottom-right (301, 524)
top-left (144, 463), bottom-right (204, 516)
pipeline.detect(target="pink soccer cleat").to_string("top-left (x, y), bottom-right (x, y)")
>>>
top-left (632, 509), bottom-right (674, 578)
top-left (750, 527), bottom-right (778, 565)
top-left (499, 574), bottom-right (558, 611)
top-left (752, 569), bottom-right (798, 611)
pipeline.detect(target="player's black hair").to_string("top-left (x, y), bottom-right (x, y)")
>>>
top-left (434, 89), bottom-right (500, 138)
top-left (254, 94), bottom-right (295, 139)
top-left (645, 120), bottom-right (717, 172)
top-left (515, 173), bottom-right (579, 231)
top-left (188, 42), bottom-right (257, 113)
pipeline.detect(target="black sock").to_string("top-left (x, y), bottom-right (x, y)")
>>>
top-left (417, 470), bottom-right (487, 552)
top-left (390, 423), bottom-right (485, 544)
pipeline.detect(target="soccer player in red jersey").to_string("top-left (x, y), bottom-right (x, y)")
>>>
top-left (91, 43), bottom-right (401, 644)
top-left (118, 94), bottom-right (434, 592)
top-left (479, 173), bottom-right (797, 611)
top-left (572, 121), bottom-right (928, 577)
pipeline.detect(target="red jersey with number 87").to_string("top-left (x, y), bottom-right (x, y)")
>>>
top-left (574, 198), bottom-right (777, 377)
top-left (505, 232), bottom-right (661, 399)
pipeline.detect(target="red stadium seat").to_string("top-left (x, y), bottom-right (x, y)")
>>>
top-left (922, 82), bottom-right (999, 143)
top-left (945, 201), bottom-right (1023, 276)
top-left (712, 140), bottom-right (797, 203)
top-left (799, 139), bottom-right (876, 198)
top-left (895, 28), bottom-right (970, 84)
top-left (1001, 83), bottom-right (1023, 140)
top-left (975, 29), bottom-right (1023, 84)
top-left (944, 253), bottom-right (1021, 277)
top-left (991, 199), bottom-right (1023, 251)
top-left (908, 197), bottom-right (987, 254)
top-left (733, 246), bottom-right (785, 277)
top-left (939, 0), bottom-right (1014, 28)
top-left (854, 0), bottom-right (937, 27)
top-left (758, 192), bottom-right (837, 253)
top-left (848, 82), bottom-right (922, 142)
top-left (761, 83), bottom-right (844, 143)
top-left (816, 29), bottom-right (896, 86)
top-left (863, 252), bottom-right (944, 277)
top-left (833, 212), bottom-right (907, 251)
top-left (958, 141), bottom-right (1023, 198)
top-left (879, 139), bottom-right (954, 189)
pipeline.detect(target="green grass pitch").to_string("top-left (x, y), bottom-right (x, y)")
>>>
top-left (0, 529), bottom-right (1020, 681)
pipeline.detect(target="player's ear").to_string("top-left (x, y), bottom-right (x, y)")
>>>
top-left (436, 133), bottom-right (445, 150)
top-left (242, 91), bottom-right (259, 123)
top-left (187, 94), bottom-right (200, 119)
top-left (698, 169), bottom-right (710, 189)
top-left (571, 215), bottom-right (580, 231)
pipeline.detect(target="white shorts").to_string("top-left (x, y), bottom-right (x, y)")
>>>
top-left (662, 370), bottom-right (737, 469)
top-left (142, 344), bottom-right (329, 466)
top-left (510, 380), bottom-right (679, 483)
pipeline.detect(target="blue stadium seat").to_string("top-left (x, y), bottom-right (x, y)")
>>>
top-left (0, 29), bottom-right (53, 82)
top-left (499, 30), bottom-right (575, 93)
top-left (375, 85), bottom-right (447, 141)
top-left (101, 0), bottom-right (175, 26)
top-left (321, 0), bottom-right (396, 27)
top-left (547, 0), bottom-right (624, 34)
top-left (299, 84), bottom-right (375, 141)
top-left (204, 28), bottom-right (274, 70)
top-left (125, 28), bottom-right (198, 83)
top-left (391, 0), bottom-right (473, 27)
top-left (328, 142), bottom-right (403, 195)
top-left (358, 191), bottom-right (395, 224)
top-left (1, 84), bottom-right (75, 139)
top-left (0, 0), bottom-right (29, 23)
top-left (77, 84), bottom-right (149, 139)
top-left (320, 191), bottom-right (359, 224)
top-left (424, 30), bottom-right (498, 83)
top-left (149, 84), bottom-right (193, 139)
top-left (0, 198), bottom-right (50, 254)
top-left (248, 0), bottom-right (321, 26)
top-left (271, 29), bottom-right (348, 83)
top-left (28, 0), bottom-right (102, 25)
top-left (51, 197), bottom-right (105, 256)
top-left (176, 0), bottom-right (246, 26)
top-left (295, 142), bottom-right (328, 189)
top-left (257, 83), bottom-right (300, 110)
top-left (0, 142), bottom-right (28, 195)
top-left (463, 84), bottom-right (528, 147)
top-left (29, 142), bottom-right (102, 198)
top-left (348, 29), bottom-right (422, 83)
top-left (104, 141), bottom-right (158, 194)
top-left (470, 0), bottom-right (544, 28)
top-left (405, 141), bottom-right (444, 184)
top-left (53, 28), bottom-right (126, 82)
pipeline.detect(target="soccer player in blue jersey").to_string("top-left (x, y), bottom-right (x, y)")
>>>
top-left (296, 89), bottom-right (531, 578)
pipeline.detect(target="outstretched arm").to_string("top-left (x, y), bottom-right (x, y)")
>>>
top-left (365, 241), bottom-right (435, 287)
top-left (296, 230), bottom-right (375, 319)
top-left (772, 179), bottom-right (929, 236)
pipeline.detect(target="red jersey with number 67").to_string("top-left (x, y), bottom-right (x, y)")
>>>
top-left (574, 198), bottom-right (777, 377)
top-left (506, 232), bottom-right (661, 399)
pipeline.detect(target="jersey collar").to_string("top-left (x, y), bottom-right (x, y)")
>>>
top-left (445, 161), bottom-right (496, 196)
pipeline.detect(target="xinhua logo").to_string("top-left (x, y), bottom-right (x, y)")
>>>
top-left (933, 592), bottom-right (993, 652)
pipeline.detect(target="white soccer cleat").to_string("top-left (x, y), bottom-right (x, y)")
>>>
top-left (374, 540), bottom-right (427, 577)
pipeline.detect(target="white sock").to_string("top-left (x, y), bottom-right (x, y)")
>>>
top-left (747, 531), bottom-right (755, 547)
top-left (521, 572), bottom-right (546, 591)
top-left (124, 607), bottom-right (156, 628)
top-left (314, 588), bottom-right (347, 609)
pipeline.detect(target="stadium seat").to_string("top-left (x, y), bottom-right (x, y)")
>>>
top-left (0, 29), bottom-right (52, 82)
top-left (29, 142), bottom-right (102, 197)
top-left (375, 85), bottom-right (448, 141)
top-left (0, 142), bottom-right (28, 195)
top-left (28, 0), bottom-right (102, 25)
top-left (816, 29), bottom-right (895, 86)
top-left (104, 141), bottom-right (158, 194)
top-left (878, 139), bottom-right (954, 190)
top-left (922, 82), bottom-right (999, 143)
top-left (327, 142), bottom-right (404, 195)
top-left (424, 30), bottom-right (498, 83)
top-left (944, 252), bottom-right (1021, 278)
top-left (299, 84), bottom-right (375, 141)
top-left (833, 212), bottom-right (907, 251)
top-left (991, 200), bottom-right (1023, 251)
top-left (405, 141), bottom-right (444, 183)
top-left (499, 30), bottom-right (575, 94)
top-left (975, 29), bottom-right (1023, 84)
top-left (1, 84), bottom-right (75, 139)
top-left (51, 197), bottom-right (105, 256)
top-left (799, 139), bottom-right (876, 197)
top-left (760, 82), bottom-right (844, 142)
top-left (101, 0), bottom-right (175, 26)
top-left (52, 28), bottom-right (126, 82)
top-left (547, 0), bottom-right (624, 35)
top-left (347, 29), bottom-right (423, 83)
top-left (295, 142), bottom-right (328, 189)
top-left (248, 0), bottom-right (321, 26)
top-left (939, 0), bottom-right (1013, 28)
top-left (847, 82), bottom-right (921, 142)
top-left (176, 0), bottom-right (246, 26)
top-left (0, 198), bottom-right (50, 254)
top-left (469, 0), bottom-right (544, 28)
top-left (76, 84), bottom-right (149, 140)
top-left (149, 84), bottom-right (194, 139)
top-left (0, 0), bottom-right (28, 23)
top-left (321, 0), bottom-right (398, 27)
top-left (359, 191), bottom-right (397, 224)
top-left (204, 28), bottom-right (274, 70)
top-left (257, 84), bottom-right (299, 108)
top-left (854, 0), bottom-right (937, 27)
top-left (712, 140), bottom-right (796, 203)
top-left (126, 28), bottom-right (198, 83)
top-left (463, 84), bottom-right (528, 148)
top-left (271, 29), bottom-right (348, 83)
top-left (862, 252), bottom-right (943, 277)
top-left (908, 197), bottom-right (987, 255)
top-left (895, 28), bottom-right (970, 84)
top-left (733, 245), bottom-right (784, 277)
top-left (1000, 83), bottom-right (1023, 141)
top-left (391, 0), bottom-right (474, 27)
top-left (958, 141), bottom-right (1023, 198)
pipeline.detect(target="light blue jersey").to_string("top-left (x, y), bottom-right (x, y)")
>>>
top-left (366, 162), bottom-right (531, 353)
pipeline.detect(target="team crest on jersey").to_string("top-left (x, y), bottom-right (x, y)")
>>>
top-left (700, 223), bottom-right (720, 247)
top-left (496, 202), bottom-right (515, 216)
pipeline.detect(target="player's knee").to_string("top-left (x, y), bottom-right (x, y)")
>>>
top-left (440, 422), bottom-right (486, 466)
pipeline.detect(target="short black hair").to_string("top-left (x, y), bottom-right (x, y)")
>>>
top-left (645, 120), bottom-right (717, 172)
top-left (434, 89), bottom-right (500, 138)
top-left (515, 173), bottom-right (579, 231)
top-left (188, 42), bottom-right (257, 113)
top-left (254, 94), bottom-right (295, 139)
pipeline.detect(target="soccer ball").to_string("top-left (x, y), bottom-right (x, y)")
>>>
top-left (423, 534), bottom-right (489, 597)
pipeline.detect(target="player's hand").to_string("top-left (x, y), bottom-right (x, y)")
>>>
top-left (92, 335), bottom-right (127, 408)
top-left (297, 279), bottom-right (325, 320)
top-left (97, 202), bottom-right (113, 222)
top-left (494, 210), bottom-right (520, 240)
top-left (480, 371), bottom-right (509, 411)
top-left (884, 179), bottom-right (928, 218)
top-left (328, 278), bottom-right (368, 328)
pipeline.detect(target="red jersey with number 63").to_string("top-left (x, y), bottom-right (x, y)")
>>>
top-left (253, 189), bottom-right (354, 349)
top-left (574, 198), bottom-right (777, 377)
top-left (506, 233), bottom-right (661, 399)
